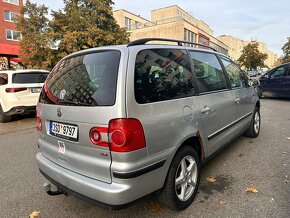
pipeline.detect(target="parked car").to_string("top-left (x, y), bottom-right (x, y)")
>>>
top-left (0, 69), bottom-right (49, 122)
top-left (259, 62), bottom-right (290, 98)
top-left (36, 38), bottom-right (260, 211)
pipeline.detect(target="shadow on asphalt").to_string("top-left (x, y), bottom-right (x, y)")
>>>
top-left (10, 112), bottom-right (35, 122)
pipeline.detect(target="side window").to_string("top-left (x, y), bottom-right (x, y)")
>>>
top-left (0, 73), bottom-right (8, 85)
top-left (190, 51), bottom-right (227, 93)
top-left (270, 66), bottom-right (287, 79)
top-left (134, 49), bottom-right (195, 104)
top-left (220, 57), bottom-right (247, 89)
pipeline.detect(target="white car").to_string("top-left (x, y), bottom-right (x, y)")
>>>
top-left (0, 69), bottom-right (49, 122)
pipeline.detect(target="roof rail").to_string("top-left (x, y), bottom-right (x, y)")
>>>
top-left (127, 38), bottom-right (217, 51)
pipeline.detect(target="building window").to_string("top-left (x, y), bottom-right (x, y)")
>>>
top-left (184, 29), bottom-right (197, 46)
top-left (198, 34), bottom-right (210, 47)
top-left (125, 17), bottom-right (132, 30)
top-left (6, 29), bottom-right (21, 41)
top-left (210, 42), bottom-right (228, 55)
top-left (3, 0), bottom-right (19, 5)
top-left (4, 10), bottom-right (18, 22)
top-left (135, 21), bottom-right (141, 29)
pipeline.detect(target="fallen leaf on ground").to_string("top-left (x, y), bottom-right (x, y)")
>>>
top-left (148, 201), bottom-right (163, 213)
top-left (206, 177), bottom-right (216, 183)
top-left (245, 187), bottom-right (259, 193)
top-left (29, 211), bottom-right (40, 218)
top-left (218, 200), bottom-right (226, 206)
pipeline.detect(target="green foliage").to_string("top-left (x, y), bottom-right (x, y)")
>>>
top-left (282, 37), bottom-right (290, 63)
top-left (16, 0), bottom-right (52, 69)
top-left (237, 42), bottom-right (268, 70)
top-left (17, 0), bottom-right (129, 69)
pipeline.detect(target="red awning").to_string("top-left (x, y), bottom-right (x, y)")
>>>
top-left (0, 43), bottom-right (20, 56)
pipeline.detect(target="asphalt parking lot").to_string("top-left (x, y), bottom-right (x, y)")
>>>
top-left (0, 98), bottom-right (289, 218)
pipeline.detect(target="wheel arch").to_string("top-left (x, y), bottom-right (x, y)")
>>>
top-left (160, 130), bottom-right (205, 187)
top-left (255, 100), bottom-right (260, 110)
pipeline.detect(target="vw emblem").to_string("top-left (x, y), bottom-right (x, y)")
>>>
top-left (57, 108), bottom-right (62, 118)
top-left (60, 89), bottom-right (66, 100)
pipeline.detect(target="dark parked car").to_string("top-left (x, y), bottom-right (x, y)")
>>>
top-left (259, 62), bottom-right (290, 98)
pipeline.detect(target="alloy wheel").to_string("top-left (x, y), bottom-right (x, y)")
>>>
top-left (175, 155), bottom-right (198, 201)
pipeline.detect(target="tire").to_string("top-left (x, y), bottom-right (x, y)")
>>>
top-left (244, 107), bottom-right (260, 138)
top-left (0, 105), bottom-right (11, 123)
top-left (158, 146), bottom-right (200, 210)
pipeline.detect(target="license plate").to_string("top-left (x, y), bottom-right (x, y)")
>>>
top-left (31, 88), bottom-right (42, 93)
top-left (50, 121), bottom-right (78, 141)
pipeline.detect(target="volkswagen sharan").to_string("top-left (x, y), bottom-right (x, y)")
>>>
top-left (36, 38), bottom-right (260, 210)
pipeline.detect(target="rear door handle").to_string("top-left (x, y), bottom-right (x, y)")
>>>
top-left (235, 98), bottom-right (240, 104)
top-left (201, 106), bottom-right (211, 114)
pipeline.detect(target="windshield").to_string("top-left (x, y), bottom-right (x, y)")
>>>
top-left (39, 50), bottom-right (121, 106)
top-left (13, 72), bottom-right (49, 84)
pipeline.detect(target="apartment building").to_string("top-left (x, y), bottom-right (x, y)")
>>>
top-left (113, 5), bottom-right (228, 54)
top-left (218, 35), bottom-right (278, 68)
top-left (0, 0), bottom-right (23, 70)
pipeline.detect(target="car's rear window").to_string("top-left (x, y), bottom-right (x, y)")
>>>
top-left (12, 72), bottom-right (49, 84)
top-left (39, 50), bottom-right (121, 106)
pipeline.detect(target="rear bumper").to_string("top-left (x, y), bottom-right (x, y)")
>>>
top-left (36, 152), bottom-right (166, 207)
top-left (1, 94), bottom-right (37, 113)
top-left (6, 106), bottom-right (35, 116)
top-left (40, 169), bottom-right (145, 210)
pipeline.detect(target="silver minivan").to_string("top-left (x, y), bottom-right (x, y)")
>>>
top-left (36, 38), bottom-right (260, 210)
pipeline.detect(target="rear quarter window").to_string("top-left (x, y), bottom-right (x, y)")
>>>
top-left (134, 49), bottom-right (196, 104)
top-left (0, 73), bottom-right (8, 85)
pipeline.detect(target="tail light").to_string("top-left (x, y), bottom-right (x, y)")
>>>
top-left (36, 105), bottom-right (42, 131)
top-left (5, 87), bottom-right (27, 93)
top-left (89, 118), bottom-right (146, 152)
top-left (108, 118), bottom-right (146, 152)
top-left (89, 127), bottom-right (109, 147)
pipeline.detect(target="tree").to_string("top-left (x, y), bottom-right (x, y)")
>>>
top-left (237, 42), bottom-right (268, 70)
top-left (49, 0), bottom-right (129, 58)
top-left (282, 37), bottom-right (290, 63)
top-left (16, 0), bottom-right (53, 69)
top-left (17, 0), bottom-right (129, 69)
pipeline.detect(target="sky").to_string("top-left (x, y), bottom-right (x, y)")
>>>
top-left (31, 0), bottom-right (290, 56)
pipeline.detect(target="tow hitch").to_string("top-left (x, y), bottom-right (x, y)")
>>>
top-left (44, 181), bottom-right (63, 196)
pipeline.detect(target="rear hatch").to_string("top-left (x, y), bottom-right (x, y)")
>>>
top-left (38, 50), bottom-right (122, 183)
top-left (12, 72), bottom-right (49, 103)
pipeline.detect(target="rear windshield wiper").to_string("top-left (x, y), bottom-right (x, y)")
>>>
top-left (58, 100), bottom-right (92, 106)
